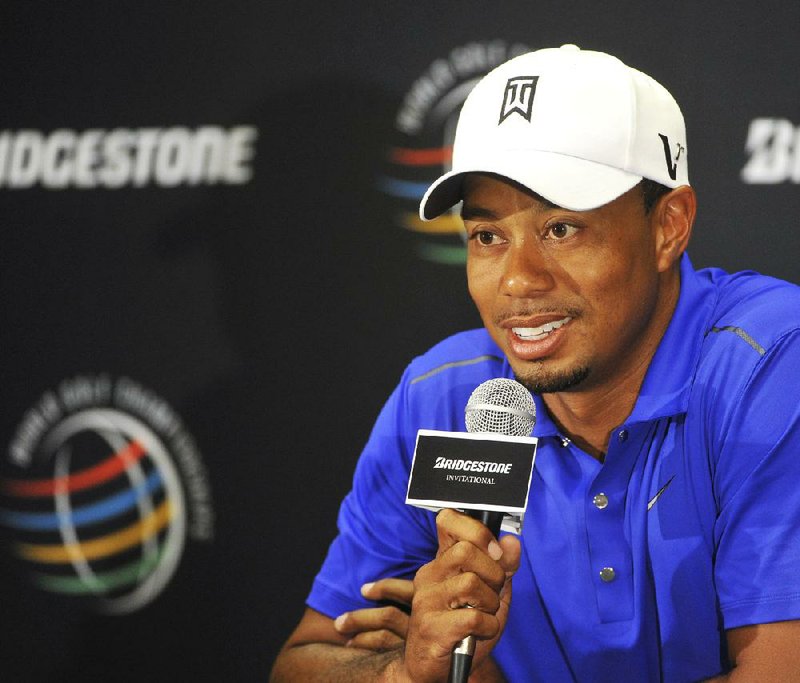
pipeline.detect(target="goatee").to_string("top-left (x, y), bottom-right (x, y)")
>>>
top-left (514, 365), bottom-right (590, 395)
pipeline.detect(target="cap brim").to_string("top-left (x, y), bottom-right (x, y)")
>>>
top-left (419, 151), bottom-right (643, 219)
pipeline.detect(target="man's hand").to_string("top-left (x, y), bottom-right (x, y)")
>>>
top-left (270, 509), bottom-right (517, 683)
top-left (400, 508), bottom-right (521, 682)
top-left (333, 578), bottom-right (414, 651)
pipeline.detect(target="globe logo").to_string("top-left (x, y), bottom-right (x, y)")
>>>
top-left (377, 40), bottom-right (530, 265)
top-left (1, 408), bottom-right (187, 615)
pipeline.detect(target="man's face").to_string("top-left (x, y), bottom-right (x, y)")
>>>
top-left (464, 174), bottom-right (671, 395)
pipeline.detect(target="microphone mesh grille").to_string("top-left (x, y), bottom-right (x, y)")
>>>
top-left (464, 378), bottom-right (536, 436)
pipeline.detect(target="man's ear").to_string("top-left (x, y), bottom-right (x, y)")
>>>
top-left (654, 185), bottom-right (696, 273)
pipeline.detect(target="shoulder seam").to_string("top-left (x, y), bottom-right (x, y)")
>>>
top-left (410, 354), bottom-right (504, 385)
top-left (706, 325), bottom-right (766, 356)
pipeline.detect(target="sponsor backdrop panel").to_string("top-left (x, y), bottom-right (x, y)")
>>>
top-left (0, 2), bottom-right (797, 681)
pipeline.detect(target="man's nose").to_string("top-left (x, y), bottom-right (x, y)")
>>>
top-left (501, 243), bottom-right (555, 297)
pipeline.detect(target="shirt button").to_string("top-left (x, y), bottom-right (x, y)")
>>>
top-left (599, 567), bottom-right (616, 583)
top-left (592, 493), bottom-right (609, 510)
top-left (617, 429), bottom-right (629, 442)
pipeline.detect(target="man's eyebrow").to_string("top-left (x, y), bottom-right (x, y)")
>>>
top-left (460, 204), bottom-right (497, 221)
top-left (460, 193), bottom-right (562, 221)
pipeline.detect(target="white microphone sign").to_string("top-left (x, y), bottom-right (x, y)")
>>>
top-left (405, 429), bottom-right (538, 534)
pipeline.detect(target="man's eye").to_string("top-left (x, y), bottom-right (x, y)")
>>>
top-left (546, 223), bottom-right (579, 240)
top-left (471, 230), bottom-right (497, 245)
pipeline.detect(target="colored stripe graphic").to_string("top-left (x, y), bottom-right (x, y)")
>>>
top-left (417, 243), bottom-right (467, 266)
top-left (16, 499), bottom-right (172, 564)
top-left (1, 440), bottom-right (146, 498)
top-left (389, 146), bottom-right (452, 166)
top-left (399, 212), bottom-right (464, 235)
top-left (33, 550), bottom-right (163, 595)
top-left (376, 177), bottom-right (432, 200)
top-left (0, 469), bottom-right (164, 531)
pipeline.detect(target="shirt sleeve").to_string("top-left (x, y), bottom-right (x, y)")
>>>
top-left (306, 369), bottom-right (438, 618)
top-left (711, 329), bottom-right (800, 629)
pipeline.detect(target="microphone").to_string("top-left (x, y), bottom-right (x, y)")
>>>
top-left (448, 378), bottom-right (536, 683)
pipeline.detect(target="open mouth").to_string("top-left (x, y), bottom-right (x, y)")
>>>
top-left (512, 316), bottom-right (572, 341)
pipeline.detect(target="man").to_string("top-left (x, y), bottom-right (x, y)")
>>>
top-left (270, 45), bottom-right (800, 681)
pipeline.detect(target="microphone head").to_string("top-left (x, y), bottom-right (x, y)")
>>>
top-left (464, 378), bottom-right (536, 437)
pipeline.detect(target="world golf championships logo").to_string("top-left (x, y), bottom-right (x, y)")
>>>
top-left (0, 375), bottom-right (213, 615)
top-left (378, 40), bottom-right (530, 265)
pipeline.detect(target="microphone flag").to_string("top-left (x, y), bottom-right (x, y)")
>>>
top-left (405, 429), bottom-right (537, 534)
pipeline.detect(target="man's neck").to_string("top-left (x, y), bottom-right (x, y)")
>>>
top-left (542, 372), bottom-right (645, 461)
top-left (541, 270), bottom-right (682, 461)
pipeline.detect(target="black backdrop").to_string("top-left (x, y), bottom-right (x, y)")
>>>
top-left (0, 2), bottom-right (798, 681)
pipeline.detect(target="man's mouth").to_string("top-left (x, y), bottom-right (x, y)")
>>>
top-left (512, 317), bottom-right (572, 341)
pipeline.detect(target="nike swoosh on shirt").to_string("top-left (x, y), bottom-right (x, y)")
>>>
top-left (647, 476), bottom-right (675, 511)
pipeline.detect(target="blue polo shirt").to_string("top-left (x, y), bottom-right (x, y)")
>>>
top-left (307, 255), bottom-right (800, 681)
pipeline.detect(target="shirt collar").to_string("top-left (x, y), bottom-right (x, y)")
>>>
top-left (626, 253), bottom-right (716, 423)
top-left (506, 253), bottom-right (717, 437)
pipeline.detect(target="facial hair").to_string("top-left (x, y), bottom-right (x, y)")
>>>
top-left (514, 364), bottom-right (590, 395)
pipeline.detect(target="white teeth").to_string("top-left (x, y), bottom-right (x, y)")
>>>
top-left (513, 317), bottom-right (571, 340)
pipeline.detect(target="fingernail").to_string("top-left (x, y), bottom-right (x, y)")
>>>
top-left (334, 614), bottom-right (347, 631)
top-left (360, 582), bottom-right (374, 597)
top-left (488, 540), bottom-right (503, 560)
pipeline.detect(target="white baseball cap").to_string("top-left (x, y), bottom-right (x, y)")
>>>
top-left (419, 44), bottom-right (688, 219)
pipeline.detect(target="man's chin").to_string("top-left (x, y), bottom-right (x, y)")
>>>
top-left (513, 365), bottom-right (591, 395)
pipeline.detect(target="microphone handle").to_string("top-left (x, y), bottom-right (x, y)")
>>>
top-left (465, 508), bottom-right (504, 537)
top-left (447, 509), bottom-right (505, 683)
